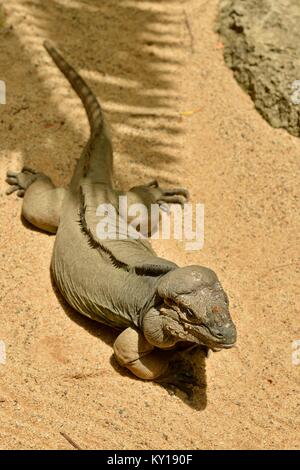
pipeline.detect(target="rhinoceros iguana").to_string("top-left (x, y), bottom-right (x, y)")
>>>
top-left (6, 41), bottom-right (237, 393)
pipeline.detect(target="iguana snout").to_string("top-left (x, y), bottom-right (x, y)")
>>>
top-left (156, 266), bottom-right (237, 350)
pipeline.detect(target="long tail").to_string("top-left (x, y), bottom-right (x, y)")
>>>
top-left (43, 40), bottom-right (113, 185)
top-left (43, 40), bottom-right (103, 135)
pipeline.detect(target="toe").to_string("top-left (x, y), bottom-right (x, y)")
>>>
top-left (6, 170), bottom-right (18, 177)
top-left (157, 195), bottom-right (186, 206)
top-left (22, 166), bottom-right (37, 174)
top-left (146, 180), bottom-right (159, 188)
top-left (5, 176), bottom-right (17, 185)
top-left (6, 185), bottom-right (19, 195)
top-left (162, 188), bottom-right (190, 199)
top-left (159, 202), bottom-right (170, 213)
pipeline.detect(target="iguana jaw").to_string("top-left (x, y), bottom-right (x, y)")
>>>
top-left (159, 299), bottom-right (237, 350)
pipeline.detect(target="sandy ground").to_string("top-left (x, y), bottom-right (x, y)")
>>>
top-left (0, 0), bottom-right (299, 450)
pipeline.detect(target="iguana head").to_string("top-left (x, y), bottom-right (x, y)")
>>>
top-left (155, 266), bottom-right (237, 350)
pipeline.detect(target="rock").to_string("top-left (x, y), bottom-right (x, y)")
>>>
top-left (217, 0), bottom-right (300, 136)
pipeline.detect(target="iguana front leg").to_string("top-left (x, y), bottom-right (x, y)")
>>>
top-left (6, 167), bottom-right (66, 233)
top-left (113, 327), bottom-right (199, 396)
top-left (113, 327), bottom-right (169, 380)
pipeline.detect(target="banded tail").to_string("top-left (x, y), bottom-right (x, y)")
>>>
top-left (43, 40), bottom-right (103, 135)
top-left (43, 40), bottom-right (113, 185)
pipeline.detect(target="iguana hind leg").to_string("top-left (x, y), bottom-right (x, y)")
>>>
top-left (124, 180), bottom-right (189, 236)
top-left (128, 180), bottom-right (189, 209)
top-left (6, 167), bottom-right (66, 233)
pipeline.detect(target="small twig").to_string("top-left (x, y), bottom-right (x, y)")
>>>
top-left (179, 107), bottom-right (201, 117)
top-left (271, 262), bottom-right (300, 270)
top-left (129, 112), bottom-right (178, 120)
top-left (60, 431), bottom-right (82, 450)
top-left (66, 371), bottom-right (101, 380)
top-left (12, 105), bottom-right (29, 115)
top-left (262, 261), bottom-right (300, 277)
top-left (183, 9), bottom-right (194, 54)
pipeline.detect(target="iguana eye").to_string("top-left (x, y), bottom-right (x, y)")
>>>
top-left (185, 308), bottom-right (195, 319)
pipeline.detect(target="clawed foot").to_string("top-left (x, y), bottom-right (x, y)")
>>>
top-left (5, 167), bottom-right (38, 197)
top-left (145, 179), bottom-right (190, 212)
top-left (156, 359), bottom-right (199, 399)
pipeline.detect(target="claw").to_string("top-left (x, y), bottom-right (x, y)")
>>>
top-left (147, 179), bottom-right (159, 188)
top-left (156, 359), bottom-right (199, 397)
top-left (159, 202), bottom-right (170, 214)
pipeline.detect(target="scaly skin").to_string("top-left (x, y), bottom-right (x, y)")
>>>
top-left (6, 42), bottom-right (237, 393)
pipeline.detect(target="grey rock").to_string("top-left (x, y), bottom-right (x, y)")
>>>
top-left (217, 0), bottom-right (300, 136)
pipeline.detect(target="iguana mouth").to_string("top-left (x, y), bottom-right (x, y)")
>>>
top-left (211, 343), bottom-right (235, 352)
top-left (183, 322), bottom-right (224, 346)
top-left (160, 300), bottom-right (235, 349)
top-left (181, 321), bottom-right (236, 350)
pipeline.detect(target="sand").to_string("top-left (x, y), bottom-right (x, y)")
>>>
top-left (0, 0), bottom-right (299, 450)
